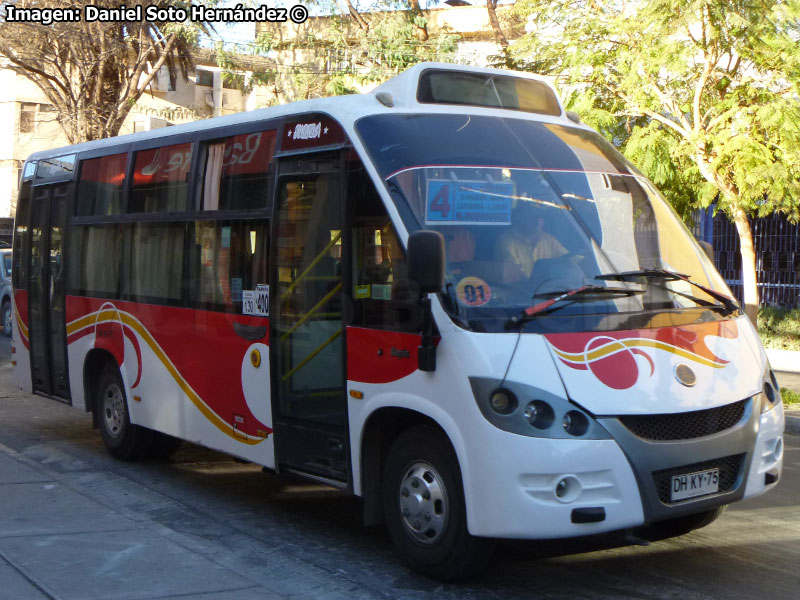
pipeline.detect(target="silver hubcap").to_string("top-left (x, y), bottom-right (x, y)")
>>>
top-left (3, 306), bottom-right (10, 331)
top-left (102, 382), bottom-right (126, 439)
top-left (398, 461), bottom-right (448, 545)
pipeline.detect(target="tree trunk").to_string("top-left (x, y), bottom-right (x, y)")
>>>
top-left (486, 0), bottom-right (509, 49)
top-left (409, 0), bottom-right (429, 42)
top-left (731, 206), bottom-right (759, 326)
top-left (693, 154), bottom-right (758, 326)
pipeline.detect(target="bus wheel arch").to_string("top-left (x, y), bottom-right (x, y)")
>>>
top-left (380, 423), bottom-right (495, 580)
top-left (361, 408), bottom-right (445, 527)
top-left (87, 354), bottom-right (152, 460)
top-left (360, 408), bottom-right (495, 580)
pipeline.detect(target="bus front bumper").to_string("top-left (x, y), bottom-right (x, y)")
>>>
top-left (463, 402), bottom-right (784, 539)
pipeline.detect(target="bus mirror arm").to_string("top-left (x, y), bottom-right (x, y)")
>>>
top-left (418, 296), bottom-right (436, 372)
top-left (407, 230), bottom-right (445, 372)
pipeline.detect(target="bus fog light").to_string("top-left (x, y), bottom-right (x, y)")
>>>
top-left (554, 475), bottom-right (581, 503)
top-left (562, 410), bottom-right (589, 436)
top-left (524, 400), bottom-right (554, 430)
top-left (490, 389), bottom-right (517, 415)
top-left (772, 437), bottom-right (783, 462)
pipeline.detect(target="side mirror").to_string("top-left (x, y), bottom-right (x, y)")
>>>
top-left (407, 230), bottom-right (445, 293)
top-left (698, 240), bottom-right (714, 261)
top-left (406, 230), bottom-right (444, 372)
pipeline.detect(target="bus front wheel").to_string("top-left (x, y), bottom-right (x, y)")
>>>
top-left (95, 365), bottom-right (152, 460)
top-left (382, 425), bottom-right (495, 581)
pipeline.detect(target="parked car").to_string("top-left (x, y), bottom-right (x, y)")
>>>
top-left (1, 246), bottom-right (12, 336)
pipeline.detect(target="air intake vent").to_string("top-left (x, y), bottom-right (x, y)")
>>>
top-left (619, 399), bottom-right (748, 441)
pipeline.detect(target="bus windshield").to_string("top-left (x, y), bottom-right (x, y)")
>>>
top-left (356, 114), bottom-right (734, 333)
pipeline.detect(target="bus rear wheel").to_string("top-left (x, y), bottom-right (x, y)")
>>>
top-left (95, 365), bottom-right (152, 460)
top-left (382, 425), bottom-right (495, 581)
top-left (2, 300), bottom-right (11, 337)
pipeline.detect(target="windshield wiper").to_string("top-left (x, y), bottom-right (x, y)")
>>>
top-left (595, 269), bottom-right (738, 315)
top-left (506, 284), bottom-right (643, 327)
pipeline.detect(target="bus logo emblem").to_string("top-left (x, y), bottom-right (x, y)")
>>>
top-left (675, 363), bottom-right (696, 387)
top-left (291, 122), bottom-right (323, 140)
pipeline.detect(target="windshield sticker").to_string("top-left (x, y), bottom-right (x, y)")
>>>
top-left (456, 277), bottom-right (492, 306)
top-left (354, 284), bottom-right (371, 299)
top-left (372, 284), bottom-right (392, 301)
top-left (242, 285), bottom-right (269, 317)
top-left (426, 180), bottom-right (513, 225)
top-left (231, 278), bottom-right (243, 302)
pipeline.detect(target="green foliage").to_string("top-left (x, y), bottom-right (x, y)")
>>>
top-left (782, 388), bottom-right (800, 406)
top-left (512, 1), bottom-right (800, 319)
top-left (329, 9), bottom-right (459, 89)
top-left (758, 307), bottom-right (800, 351)
top-left (511, 0), bottom-right (800, 223)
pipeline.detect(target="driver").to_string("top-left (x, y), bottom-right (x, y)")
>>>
top-left (495, 205), bottom-right (567, 281)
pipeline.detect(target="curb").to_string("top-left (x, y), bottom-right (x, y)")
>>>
top-left (785, 410), bottom-right (800, 436)
top-left (766, 348), bottom-right (800, 374)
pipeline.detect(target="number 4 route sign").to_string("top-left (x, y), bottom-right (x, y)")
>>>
top-left (425, 180), bottom-right (512, 225)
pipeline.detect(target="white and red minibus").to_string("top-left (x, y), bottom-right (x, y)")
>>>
top-left (12, 63), bottom-right (784, 580)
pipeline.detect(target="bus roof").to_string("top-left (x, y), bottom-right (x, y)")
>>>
top-left (24, 62), bottom-right (573, 163)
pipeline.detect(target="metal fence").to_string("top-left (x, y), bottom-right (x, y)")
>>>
top-left (694, 208), bottom-right (800, 309)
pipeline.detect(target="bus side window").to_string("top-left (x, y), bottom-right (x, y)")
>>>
top-left (350, 169), bottom-right (417, 331)
top-left (187, 220), bottom-right (270, 313)
top-left (121, 222), bottom-right (185, 302)
top-left (129, 143), bottom-right (192, 214)
top-left (76, 153), bottom-right (126, 216)
top-left (68, 225), bottom-right (121, 298)
top-left (199, 131), bottom-right (276, 211)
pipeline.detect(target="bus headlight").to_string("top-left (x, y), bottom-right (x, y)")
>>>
top-left (470, 377), bottom-right (610, 440)
top-left (489, 389), bottom-right (517, 415)
top-left (524, 400), bottom-right (554, 430)
top-left (760, 377), bottom-right (782, 414)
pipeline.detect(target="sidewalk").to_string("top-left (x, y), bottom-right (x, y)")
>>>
top-left (0, 441), bottom-right (284, 600)
top-left (766, 348), bottom-right (800, 436)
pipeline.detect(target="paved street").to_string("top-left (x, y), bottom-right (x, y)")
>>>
top-left (0, 334), bottom-right (799, 600)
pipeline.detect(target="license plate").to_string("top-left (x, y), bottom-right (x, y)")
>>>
top-left (670, 468), bottom-right (720, 501)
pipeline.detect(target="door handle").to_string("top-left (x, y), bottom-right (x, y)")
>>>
top-left (233, 322), bottom-right (267, 341)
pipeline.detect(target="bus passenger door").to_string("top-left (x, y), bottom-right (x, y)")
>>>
top-left (28, 185), bottom-right (69, 401)
top-left (272, 155), bottom-right (349, 484)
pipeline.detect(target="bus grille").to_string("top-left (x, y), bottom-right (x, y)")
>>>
top-left (619, 399), bottom-right (748, 441)
top-left (653, 454), bottom-right (745, 505)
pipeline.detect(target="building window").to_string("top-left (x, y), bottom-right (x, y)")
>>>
top-left (196, 69), bottom-right (214, 87)
top-left (19, 103), bottom-right (37, 133)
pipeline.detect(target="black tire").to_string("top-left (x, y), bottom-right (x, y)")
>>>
top-left (2, 300), bottom-right (11, 337)
top-left (95, 365), bottom-right (152, 460)
top-left (382, 425), bottom-right (495, 581)
top-left (147, 431), bottom-right (183, 459)
top-left (649, 505), bottom-right (726, 540)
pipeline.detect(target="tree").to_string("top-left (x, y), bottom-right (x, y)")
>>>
top-left (0, 0), bottom-right (205, 143)
top-left (513, 0), bottom-right (800, 324)
top-left (254, 1), bottom-right (458, 103)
